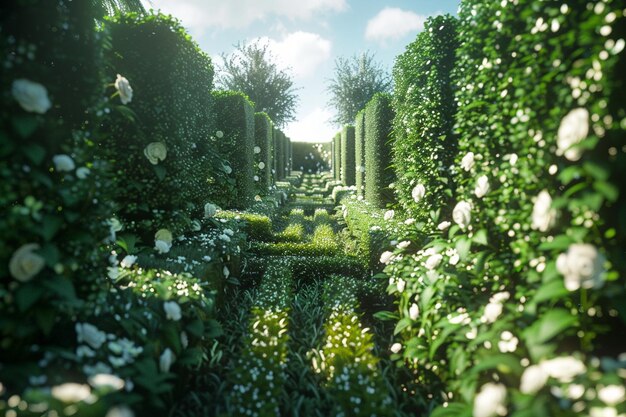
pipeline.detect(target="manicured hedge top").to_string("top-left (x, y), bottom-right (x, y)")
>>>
top-left (364, 92), bottom-right (395, 208)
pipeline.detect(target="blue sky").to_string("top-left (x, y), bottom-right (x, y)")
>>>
top-left (141, 0), bottom-right (460, 142)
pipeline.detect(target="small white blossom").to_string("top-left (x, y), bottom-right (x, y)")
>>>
top-left (409, 303), bottom-right (419, 320)
top-left (557, 244), bottom-right (605, 291)
top-left (159, 348), bottom-right (175, 373)
top-left (380, 251), bottom-right (394, 264)
top-left (532, 190), bottom-right (557, 232)
top-left (114, 74), bottom-right (133, 104)
top-left (557, 108), bottom-right (589, 161)
top-left (53, 154), bottom-right (75, 172)
top-left (216, 131), bottom-right (224, 138)
top-left (412, 184), bottom-right (426, 203)
top-left (76, 323), bottom-right (106, 349)
top-left (474, 175), bottom-right (490, 198)
top-left (453, 201), bottom-right (472, 229)
top-left (425, 253), bottom-right (443, 270)
top-left (144, 142), bottom-right (167, 165)
top-left (120, 255), bottom-right (137, 268)
top-left (520, 365), bottom-right (549, 394)
top-left (9, 243), bottom-right (45, 282)
top-left (461, 152), bottom-right (475, 171)
top-left (163, 301), bottom-right (182, 321)
top-left (437, 221), bottom-right (451, 231)
top-left (76, 167), bottom-right (90, 179)
top-left (154, 240), bottom-right (171, 254)
top-left (384, 210), bottom-right (395, 221)
top-left (540, 356), bottom-right (586, 382)
top-left (598, 385), bottom-right (626, 406)
top-left (51, 383), bottom-right (92, 403)
top-left (12, 79), bottom-right (51, 113)
top-left (473, 383), bottom-right (507, 417)
top-left (390, 343), bottom-right (402, 353)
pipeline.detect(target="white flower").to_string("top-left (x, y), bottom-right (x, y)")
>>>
top-left (106, 406), bottom-right (135, 417)
top-left (556, 244), bottom-right (606, 291)
top-left (590, 407), bottom-right (623, 417)
top-left (497, 331), bottom-right (519, 353)
top-left (154, 240), bottom-right (171, 254)
top-left (254, 146), bottom-right (261, 154)
top-left (481, 302), bottom-right (503, 323)
top-left (107, 266), bottom-right (120, 280)
top-left (397, 241), bottom-right (410, 249)
top-left (473, 383), bottom-right (507, 417)
top-left (114, 74), bottom-right (133, 105)
top-left (223, 164), bottom-right (232, 174)
top-left (412, 184), bottom-right (426, 203)
top-left (598, 385), bottom-right (626, 406)
top-left (155, 229), bottom-right (173, 245)
top-left (88, 373), bottom-right (125, 391)
top-left (532, 190), bottom-right (557, 232)
top-left (425, 253), bottom-right (443, 270)
top-left (396, 278), bottom-right (406, 293)
top-left (144, 142), bottom-right (167, 165)
top-left (51, 383), bottom-right (92, 403)
top-left (390, 343), bottom-right (402, 353)
top-left (453, 201), bottom-right (472, 229)
top-left (258, 162), bottom-right (265, 169)
top-left (520, 365), bottom-right (549, 394)
top-left (159, 348), bottom-right (175, 373)
top-left (461, 152), bottom-right (475, 171)
top-left (53, 154), bottom-right (75, 172)
top-left (76, 167), bottom-right (90, 179)
top-left (509, 153), bottom-right (519, 166)
top-left (384, 210), bottom-right (395, 221)
top-left (437, 221), bottom-right (451, 230)
top-left (9, 243), bottom-right (45, 282)
top-left (204, 203), bottom-right (217, 218)
top-left (254, 175), bottom-right (259, 181)
top-left (380, 251), bottom-right (394, 264)
top-left (120, 255), bottom-right (137, 269)
top-left (557, 108), bottom-right (589, 161)
top-left (12, 79), bottom-right (51, 114)
top-left (223, 266), bottom-right (230, 278)
top-left (540, 356), bottom-right (586, 382)
top-left (255, 195), bottom-right (262, 202)
top-left (216, 131), bottom-right (224, 138)
top-left (180, 331), bottom-right (189, 349)
top-left (449, 251), bottom-right (460, 266)
top-left (163, 301), bottom-right (182, 321)
top-left (409, 303), bottom-right (419, 320)
top-left (474, 175), bottom-right (490, 198)
top-left (76, 323), bottom-right (106, 349)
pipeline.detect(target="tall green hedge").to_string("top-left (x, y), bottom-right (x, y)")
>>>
top-left (383, 1), bottom-right (626, 415)
top-left (285, 136), bottom-right (292, 175)
top-left (354, 110), bottom-right (366, 197)
top-left (213, 90), bottom-right (256, 208)
top-left (254, 112), bottom-right (273, 192)
top-left (341, 125), bottom-right (356, 186)
top-left (333, 132), bottom-right (342, 181)
top-left (274, 129), bottom-right (285, 180)
top-left (392, 15), bottom-right (458, 222)
top-left (364, 93), bottom-right (395, 207)
top-left (105, 13), bottom-right (225, 233)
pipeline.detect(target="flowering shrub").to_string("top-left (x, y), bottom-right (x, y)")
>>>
top-left (380, 1), bottom-right (626, 416)
top-left (254, 112), bottom-right (274, 191)
top-left (341, 125), bottom-right (356, 186)
top-left (392, 15), bottom-right (459, 223)
top-left (212, 91), bottom-right (256, 208)
top-left (215, 209), bottom-right (274, 242)
top-left (364, 93), bottom-right (395, 208)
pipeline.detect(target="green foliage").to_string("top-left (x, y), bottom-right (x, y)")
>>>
top-left (392, 15), bottom-right (459, 222)
top-left (214, 210), bottom-right (273, 242)
top-left (216, 40), bottom-right (298, 127)
top-left (326, 51), bottom-right (392, 125)
top-left (254, 112), bottom-right (274, 192)
top-left (277, 223), bottom-right (305, 243)
top-left (104, 12), bottom-right (225, 234)
top-left (333, 132), bottom-right (342, 181)
top-left (212, 90), bottom-right (256, 208)
top-left (292, 142), bottom-right (331, 174)
top-left (354, 110), bottom-right (366, 197)
top-left (341, 124), bottom-right (356, 186)
top-left (364, 93), bottom-right (395, 208)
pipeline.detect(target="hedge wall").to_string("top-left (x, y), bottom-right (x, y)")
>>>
top-left (354, 110), bottom-right (366, 197)
top-left (274, 129), bottom-right (285, 181)
top-left (254, 112), bottom-right (273, 192)
top-left (382, 1), bottom-right (626, 416)
top-left (213, 90), bottom-right (256, 208)
top-left (340, 125), bottom-right (356, 186)
top-left (364, 93), bottom-right (395, 208)
top-left (333, 131), bottom-right (342, 181)
top-left (392, 15), bottom-right (458, 223)
top-left (106, 13), bottom-right (224, 233)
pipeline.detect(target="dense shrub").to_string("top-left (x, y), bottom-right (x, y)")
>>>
top-left (392, 15), bottom-right (458, 222)
top-left (333, 131), bottom-right (342, 181)
top-left (212, 90), bottom-right (256, 208)
top-left (214, 210), bottom-right (273, 242)
top-left (105, 13), bottom-right (226, 234)
top-left (254, 112), bottom-right (274, 192)
top-left (364, 93), bottom-right (395, 208)
top-left (354, 110), bottom-right (366, 197)
top-left (274, 128), bottom-right (285, 181)
top-left (341, 124), bottom-right (356, 186)
top-left (381, 2), bottom-right (626, 416)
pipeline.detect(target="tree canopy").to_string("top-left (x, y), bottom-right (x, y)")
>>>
top-left (216, 40), bottom-right (299, 128)
top-left (326, 51), bottom-right (392, 126)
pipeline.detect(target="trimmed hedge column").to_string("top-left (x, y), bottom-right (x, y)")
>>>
top-left (213, 91), bottom-right (255, 208)
top-left (341, 125), bottom-right (356, 186)
top-left (364, 93), bottom-right (395, 207)
top-left (275, 129), bottom-right (285, 180)
top-left (354, 110), bottom-right (366, 197)
top-left (254, 112), bottom-right (273, 191)
top-left (333, 132), bottom-right (342, 181)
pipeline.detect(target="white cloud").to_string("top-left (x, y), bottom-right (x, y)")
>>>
top-left (262, 32), bottom-right (332, 79)
top-left (142, 0), bottom-right (347, 34)
top-left (365, 8), bottom-right (427, 43)
top-left (285, 107), bottom-right (335, 143)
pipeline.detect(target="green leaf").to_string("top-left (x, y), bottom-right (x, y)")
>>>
top-left (594, 181), bottom-right (619, 203)
top-left (531, 280), bottom-right (568, 305)
top-left (373, 310), bottom-right (399, 321)
top-left (430, 403), bottom-right (472, 417)
top-left (538, 235), bottom-right (572, 251)
top-left (154, 165), bottom-right (167, 181)
top-left (22, 144), bottom-right (46, 165)
top-left (473, 229), bottom-right (488, 246)
top-left (470, 353), bottom-right (523, 375)
top-left (15, 284), bottom-right (46, 312)
top-left (12, 115), bottom-right (40, 138)
top-left (43, 276), bottom-right (77, 302)
top-left (41, 215), bottom-right (63, 241)
top-left (456, 237), bottom-right (472, 260)
top-left (35, 308), bottom-right (56, 336)
top-left (394, 317), bottom-right (412, 335)
top-left (583, 161), bottom-right (609, 181)
top-left (186, 318), bottom-right (205, 338)
top-left (523, 309), bottom-right (577, 346)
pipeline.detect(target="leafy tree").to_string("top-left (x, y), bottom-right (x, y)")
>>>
top-left (326, 51), bottom-right (392, 126)
top-left (95, 0), bottom-right (146, 15)
top-left (216, 40), bottom-right (299, 127)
